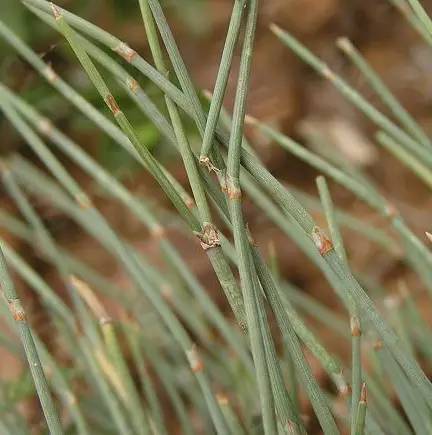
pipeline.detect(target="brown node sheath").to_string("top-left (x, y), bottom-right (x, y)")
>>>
top-left (373, 339), bottom-right (383, 351)
top-left (196, 223), bottom-right (220, 251)
top-left (199, 156), bottom-right (220, 174)
top-left (50, 2), bottom-right (61, 20)
top-left (311, 226), bottom-right (334, 256)
top-left (360, 382), bottom-right (367, 403)
top-left (350, 315), bottom-right (361, 337)
top-left (216, 393), bottom-right (229, 406)
top-left (227, 186), bottom-right (242, 200)
top-left (334, 370), bottom-right (350, 397)
top-left (8, 299), bottom-right (26, 322)
top-left (114, 42), bottom-right (137, 63)
top-left (186, 344), bottom-right (204, 373)
top-left (105, 94), bottom-right (120, 115)
top-left (126, 77), bottom-right (139, 94)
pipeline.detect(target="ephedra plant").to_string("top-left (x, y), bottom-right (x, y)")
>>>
top-left (0, 0), bottom-right (432, 433)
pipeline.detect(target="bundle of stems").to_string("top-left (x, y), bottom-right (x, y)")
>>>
top-left (0, 0), bottom-right (432, 433)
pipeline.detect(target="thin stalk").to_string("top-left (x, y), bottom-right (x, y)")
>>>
top-left (199, 0), bottom-right (247, 163)
top-left (353, 383), bottom-right (366, 435)
top-left (246, 117), bottom-right (432, 301)
top-left (267, 247), bottom-right (301, 418)
top-left (34, 336), bottom-right (91, 435)
top-left (287, 186), bottom-right (399, 256)
top-left (0, 244), bottom-right (63, 435)
top-left (22, 4), bottom-right (245, 337)
top-left (258, 152), bottom-right (431, 413)
top-left (124, 327), bottom-right (169, 435)
top-left (138, 0), bottom-right (246, 330)
top-left (242, 239), bottom-right (348, 398)
top-left (21, 0), bottom-right (193, 112)
top-left (0, 17), bottom-right (194, 210)
top-left (376, 131), bottom-right (432, 190)
top-left (397, 281), bottom-right (432, 358)
top-left (0, 95), bottom-right (90, 208)
top-left (9, 156), bottom-right (230, 435)
top-left (406, 0), bottom-right (432, 36)
top-left (349, 315), bottom-right (362, 435)
top-left (316, 176), bottom-right (349, 265)
top-left (336, 37), bottom-right (430, 148)
top-left (137, 333), bottom-right (198, 435)
top-left (315, 177), bottom-right (362, 433)
top-left (377, 346), bottom-right (432, 433)
top-left (1, 171), bottom-right (135, 434)
top-left (252, 250), bottom-right (340, 434)
top-left (245, 117), bottom-right (383, 211)
top-left (51, 5), bottom-right (198, 232)
top-left (270, 24), bottom-right (432, 170)
top-left (72, 276), bottom-right (150, 435)
top-left (387, 0), bottom-right (432, 45)
top-left (0, 238), bottom-right (74, 328)
top-left (225, 1), bottom-right (278, 433)
top-left (216, 393), bottom-right (247, 435)
top-left (366, 374), bottom-right (412, 435)
top-left (282, 282), bottom-right (348, 339)
top-left (233, 120), bottom-right (432, 409)
top-left (252, 271), bottom-right (304, 434)
top-left (79, 335), bottom-right (134, 435)
top-left (144, 0), bottom-right (230, 181)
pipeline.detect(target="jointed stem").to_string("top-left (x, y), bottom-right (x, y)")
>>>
top-left (0, 241), bottom-right (63, 435)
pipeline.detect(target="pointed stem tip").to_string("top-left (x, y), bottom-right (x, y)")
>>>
top-left (269, 22), bottom-right (282, 36)
top-left (244, 114), bottom-right (258, 126)
top-left (335, 36), bottom-right (353, 52)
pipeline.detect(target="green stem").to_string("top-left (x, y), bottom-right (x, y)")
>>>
top-left (0, 243), bottom-right (63, 435)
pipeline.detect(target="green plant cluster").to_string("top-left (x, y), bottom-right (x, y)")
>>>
top-left (0, 1), bottom-right (431, 434)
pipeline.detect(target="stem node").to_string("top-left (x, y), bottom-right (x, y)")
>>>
top-left (350, 315), bottom-right (361, 337)
top-left (311, 226), bottom-right (334, 256)
top-left (186, 344), bottom-right (204, 373)
top-left (114, 42), bottom-right (137, 63)
top-left (195, 223), bottom-right (221, 251)
top-left (8, 298), bottom-right (26, 322)
top-left (199, 156), bottom-right (220, 173)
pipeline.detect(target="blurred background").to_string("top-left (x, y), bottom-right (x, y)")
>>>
top-left (1, 0), bottom-right (432, 430)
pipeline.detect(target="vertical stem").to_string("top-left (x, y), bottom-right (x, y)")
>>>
top-left (225, 2), bottom-right (278, 434)
top-left (139, 0), bottom-right (247, 331)
top-left (316, 177), bottom-right (362, 433)
top-left (199, 0), bottom-right (247, 163)
top-left (0, 242), bottom-right (63, 435)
